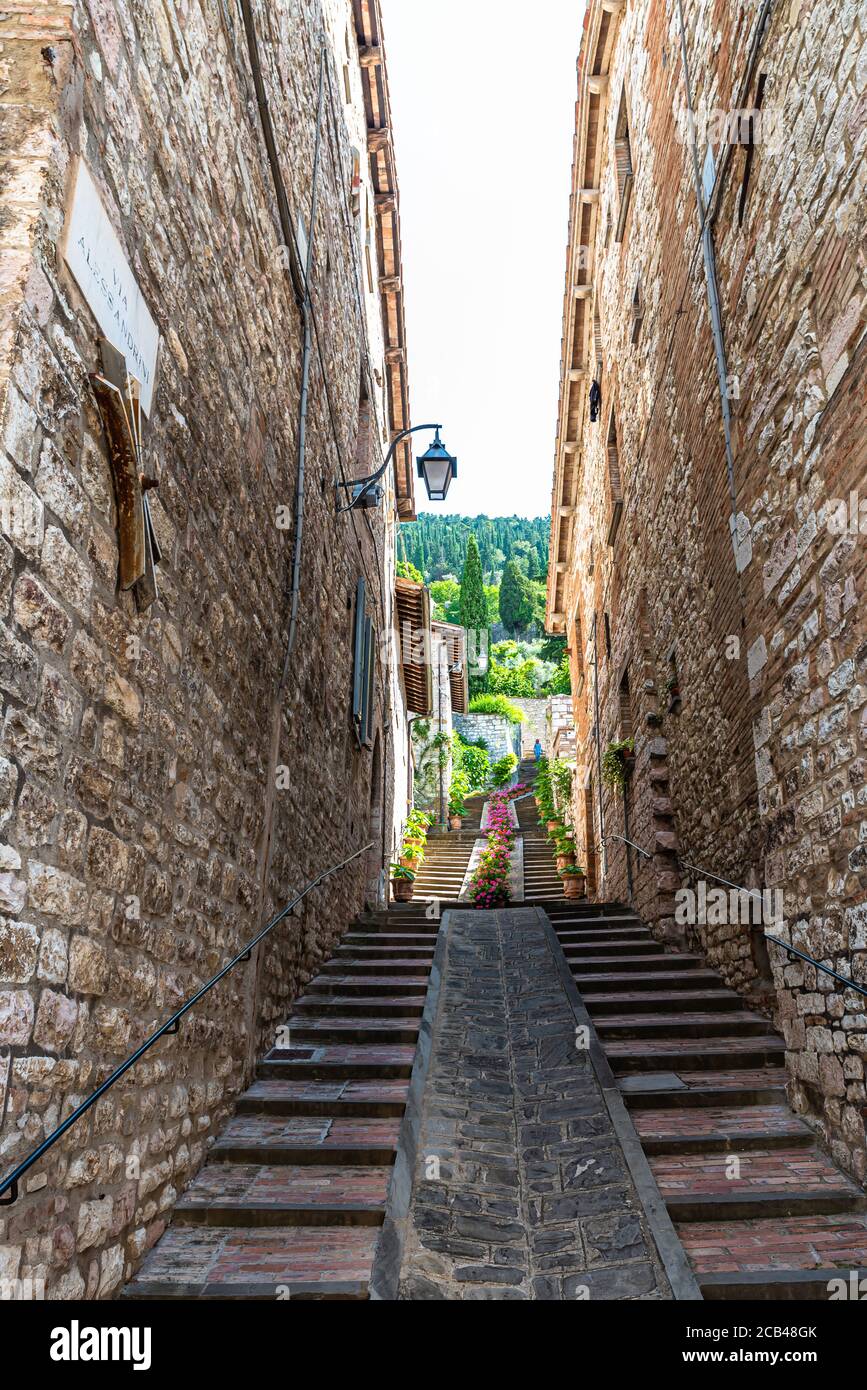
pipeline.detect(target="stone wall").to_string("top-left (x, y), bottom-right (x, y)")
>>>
top-left (0, 0), bottom-right (411, 1298)
top-left (511, 697), bottom-right (547, 755)
top-left (453, 713), bottom-right (522, 765)
top-left (547, 0), bottom-right (867, 1179)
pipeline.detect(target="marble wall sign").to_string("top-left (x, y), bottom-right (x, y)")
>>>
top-left (62, 159), bottom-right (160, 415)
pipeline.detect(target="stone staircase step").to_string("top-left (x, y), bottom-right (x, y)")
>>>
top-left (342, 933), bottom-right (438, 947)
top-left (586, 989), bottom-right (743, 1014)
top-left (292, 995), bottom-right (425, 1018)
top-left (306, 974), bottom-right (428, 994)
top-left (652, 1146), bottom-right (867, 1220)
top-left (123, 1225), bottom-right (378, 1299)
top-left (209, 1113), bottom-right (400, 1166)
top-left (335, 945), bottom-right (435, 959)
top-left (679, 1213), bottom-right (867, 1299)
top-left (620, 1068), bottom-right (789, 1108)
top-left (322, 959), bottom-right (432, 976)
top-left (607, 1037), bottom-right (785, 1072)
top-left (237, 1079), bottom-right (409, 1117)
top-left (258, 1046), bottom-right (416, 1080)
top-left (562, 940), bottom-right (664, 956)
top-left (570, 953), bottom-right (708, 974)
top-left (285, 1016), bottom-right (420, 1045)
top-left (173, 1163), bottom-right (391, 1226)
top-left (594, 1010), bottom-right (772, 1040)
top-left (574, 969), bottom-right (724, 991)
top-left (633, 1104), bottom-right (814, 1154)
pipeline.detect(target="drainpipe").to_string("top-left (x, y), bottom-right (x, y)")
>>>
top-left (591, 614), bottom-right (606, 876)
top-left (674, 0), bottom-right (740, 561)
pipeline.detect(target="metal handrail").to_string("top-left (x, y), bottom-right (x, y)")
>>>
top-left (600, 832), bottom-right (867, 1001)
top-left (0, 841), bottom-right (374, 1205)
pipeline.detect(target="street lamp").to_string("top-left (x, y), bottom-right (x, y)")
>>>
top-left (416, 428), bottom-right (457, 503)
top-left (336, 423), bottom-right (456, 513)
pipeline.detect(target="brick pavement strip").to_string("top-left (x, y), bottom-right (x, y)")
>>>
top-left (397, 908), bottom-right (672, 1300)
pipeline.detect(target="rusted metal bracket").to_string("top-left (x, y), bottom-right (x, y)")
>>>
top-left (90, 338), bottom-right (160, 612)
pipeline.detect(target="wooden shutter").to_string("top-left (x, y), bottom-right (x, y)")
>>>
top-left (606, 413), bottom-right (623, 546)
top-left (352, 577), bottom-right (367, 743)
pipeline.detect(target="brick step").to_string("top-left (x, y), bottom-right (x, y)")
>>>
top-left (237, 1079), bottom-right (409, 1118)
top-left (322, 960), bottom-right (433, 976)
top-left (258, 1048), bottom-right (415, 1080)
top-left (574, 969), bottom-right (722, 991)
top-left (123, 1225), bottom-right (378, 1300)
top-left (284, 1017), bottom-right (420, 1045)
top-left (306, 975), bottom-right (428, 995)
top-left (595, 1010), bottom-right (771, 1040)
top-left (353, 921), bottom-right (440, 936)
top-left (633, 1105), bottom-right (814, 1154)
top-left (292, 995), bottom-right (425, 1018)
top-left (209, 1113), bottom-right (400, 1166)
top-left (608, 1037), bottom-right (785, 1072)
top-left (552, 913), bottom-right (643, 925)
top-left (556, 928), bottom-right (650, 942)
top-left (570, 953), bottom-right (708, 974)
top-left (679, 1213), bottom-right (867, 1298)
top-left (562, 940), bottom-right (663, 957)
top-left (652, 1146), bottom-right (867, 1220)
top-left (342, 933), bottom-right (438, 947)
top-left (620, 1069), bottom-right (789, 1108)
top-left (334, 945), bottom-right (435, 959)
top-left (173, 1163), bottom-right (392, 1226)
top-left (545, 903), bottom-right (633, 917)
top-left (586, 990), bottom-right (743, 1015)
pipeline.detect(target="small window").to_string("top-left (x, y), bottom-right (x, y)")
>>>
top-left (630, 278), bottom-right (643, 345)
top-left (614, 87), bottom-right (633, 242)
top-left (606, 410), bottom-right (623, 547)
top-left (619, 669), bottom-right (633, 738)
top-left (355, 378), bottom-right (373, 478)
top-left (604, 612), bottom-right (612, 661)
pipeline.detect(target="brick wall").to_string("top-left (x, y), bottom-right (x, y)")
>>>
top-left (0, 0), bottom-right (411, 1298)
top-left (548, 0), bottom-right (867, 1180)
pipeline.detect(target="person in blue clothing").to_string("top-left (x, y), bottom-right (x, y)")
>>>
top-left (533, 739), bottom-right (542, 761)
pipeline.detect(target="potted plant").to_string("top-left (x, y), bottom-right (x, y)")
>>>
top-left (559, 864), bottom-right (586, 899)
top-left (554, 835), bottom-right (576, 871)
top-left (399, 841), bottom-right (425, 871)
top-left (448, 770), bottom-right (470, 830)
top-left (390, 863), bottom-right (416, 903)
top-left (601, 737), bottom-right (635, 792)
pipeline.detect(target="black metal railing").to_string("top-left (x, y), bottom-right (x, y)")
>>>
top-left (601, 832), bottom-right (867, 1001)
top-left (0, 842), bottom-right (374, 1205)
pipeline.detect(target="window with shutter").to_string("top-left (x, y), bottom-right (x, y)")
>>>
top-left (614, 87), bottom-right (633, 242)
top-left (352, 577), bottom-right (367, 743)
top-left (619, 669), bottom-right (633, 738)
top-left (606, 410), bottom-right (623, 546)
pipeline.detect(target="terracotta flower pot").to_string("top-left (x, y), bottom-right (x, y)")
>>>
top-left (449, 815), bottom-right (462, 830)
top-left (562, 876), bottom-right (586, 900)
top-left (547, 820), bottom-right (560, 833)
top-left (399, 856), bottom-right (420, 871)
top-left (556, 853), bottom-right (576, 871)
top-left (391, 878), bottom-right (414, 903)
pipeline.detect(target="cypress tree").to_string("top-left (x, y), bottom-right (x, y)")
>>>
top-left (499, 559), bottom-right (535, 635)
top-left (460, 534), bottom-right (489, 695)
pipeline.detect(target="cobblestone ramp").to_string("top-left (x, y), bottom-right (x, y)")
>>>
top-left (397, 907), bottom-right (675, 1300)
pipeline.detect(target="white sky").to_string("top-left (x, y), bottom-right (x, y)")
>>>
top-left (381, 0), bottom-right (584, 519)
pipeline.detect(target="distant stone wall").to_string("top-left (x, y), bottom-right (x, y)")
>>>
top-left (512, 698), bottom-right (547, 755)
top-left (454, 714), bottom-right (521, 765)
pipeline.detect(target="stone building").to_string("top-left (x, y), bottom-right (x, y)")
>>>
top-left (546, 0), bottom-right (866, 1178)
top-left (0, 0), bottom-right (424, 1297)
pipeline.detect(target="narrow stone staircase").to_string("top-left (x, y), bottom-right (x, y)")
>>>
top-left (542, 899), bottom-right (867, 1299)
top-left (410, 790), bottom-right (485, 901)
top-left (124, 904), bottom-right (437, 1299)
top-left (514, 758), bottom-right (569, 901)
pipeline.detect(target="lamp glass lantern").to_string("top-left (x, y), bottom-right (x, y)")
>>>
top-left (416, 429), bottom-right (457, 503)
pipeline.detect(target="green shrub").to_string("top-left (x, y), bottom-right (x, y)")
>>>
top-left (490, 752), bottom-right (518, 788)
top-left (454, 736), bottom-right (490, 790)
top-left (468, 694), bottom-right (525, 725)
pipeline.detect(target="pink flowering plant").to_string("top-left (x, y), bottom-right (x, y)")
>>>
top-left (467, 785), bottom-right (526, 910)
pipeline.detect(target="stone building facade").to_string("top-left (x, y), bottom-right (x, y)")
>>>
top-left (547, 0), bottom-right (866, 1179)
top-left (0, 0), bottom-right (419, 1297)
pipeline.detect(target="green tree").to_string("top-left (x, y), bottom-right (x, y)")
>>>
top-left (460, 535), bottom-right (490, 695)
top-left (396, 558), bottom-right (424, 583)
top-left (499, 560), bottom-right (534, 635)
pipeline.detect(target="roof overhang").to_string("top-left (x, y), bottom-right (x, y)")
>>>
top-left (545, 0), bottom-right (624, 634)
top-left (353, 0), bottom-right (416, 521)
top-left (395, 577), bottom-right (432, 715)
